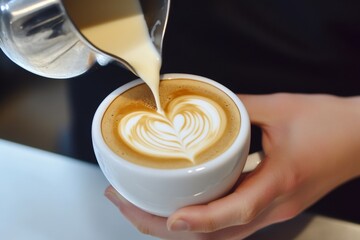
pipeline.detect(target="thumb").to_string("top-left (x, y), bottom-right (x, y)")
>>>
top-left (166, 94), bottom-right (288, 233)
top-left (166, 159), bottom-right (281, 233)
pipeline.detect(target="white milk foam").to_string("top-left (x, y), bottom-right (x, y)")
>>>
top-left (64, 0), bottom-right (162, 111)
top-left (119, 95), bottom-right (227, 162)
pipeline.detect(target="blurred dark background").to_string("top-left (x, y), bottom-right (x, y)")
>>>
top-left (1, 0), bottom-right (359, 224)
top-left (0, 50), bottom-right (70, 153)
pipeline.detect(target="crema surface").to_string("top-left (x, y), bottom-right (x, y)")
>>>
top-left (102, 79), bottom-right (241, 169)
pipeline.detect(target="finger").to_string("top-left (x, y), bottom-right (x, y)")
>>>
top-left (105, 186), bottom-right (194, 239)
top-left (167, 159), bottom-right (283, 233)
top-left (237, 93), bottom-right (291, 125)
top-left (105, 185), bottom-right (299, 240)
top-left (237, 94), bottom-right (273, 125)
top-left (105, 186), bottom-right (166, 236)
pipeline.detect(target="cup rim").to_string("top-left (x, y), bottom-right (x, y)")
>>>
top-left (92, 73), bottom-right (250, 176)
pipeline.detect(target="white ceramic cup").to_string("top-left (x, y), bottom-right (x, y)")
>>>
top-left (92, 73), bottom-right (261, 217)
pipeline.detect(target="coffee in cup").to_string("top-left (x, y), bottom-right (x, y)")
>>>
top-left (92, 73), bottom-right (258, 217)
top-left (101, 78), bottom-right (241, 169)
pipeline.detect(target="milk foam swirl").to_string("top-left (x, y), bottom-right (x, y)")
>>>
top-left (119, 95), bottom-right (226, 162)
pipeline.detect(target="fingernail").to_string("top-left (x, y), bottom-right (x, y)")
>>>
top-left (169, 219), bottom-right (190, 232)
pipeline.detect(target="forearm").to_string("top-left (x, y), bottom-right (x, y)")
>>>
top-left (344, 96), bottom-right (360, 179)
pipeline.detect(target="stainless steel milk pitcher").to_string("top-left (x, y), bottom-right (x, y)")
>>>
top-left (0, 0), bottom-right (170, 79)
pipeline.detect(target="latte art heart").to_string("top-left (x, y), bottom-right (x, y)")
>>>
top-left (119, 95), bottom-right (227, 162)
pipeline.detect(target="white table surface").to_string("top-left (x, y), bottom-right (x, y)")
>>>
top-left (0, 139), bottom-right (156, 240)
top-left (1, 139), bottom-right (359, 240)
